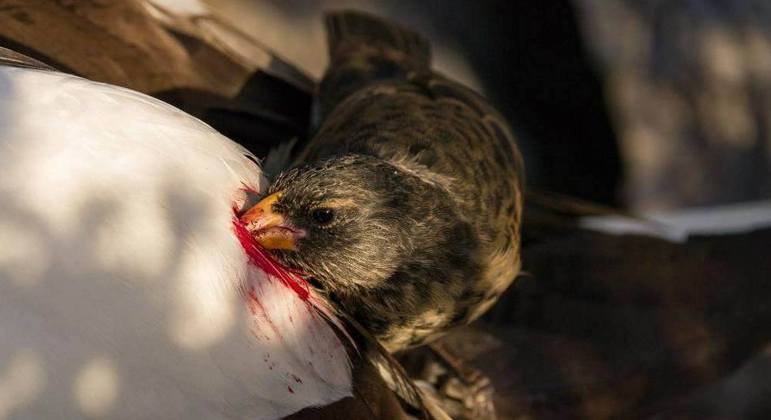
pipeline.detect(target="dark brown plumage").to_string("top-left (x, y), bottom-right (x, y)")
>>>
top-left (242, 10), bottom-right (524, 351)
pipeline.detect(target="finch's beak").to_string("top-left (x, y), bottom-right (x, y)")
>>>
top-left (240, 192), bottom-right (302, 250)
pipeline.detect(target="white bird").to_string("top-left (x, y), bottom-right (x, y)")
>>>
top-left (0, 60), bottom-right (354, 419)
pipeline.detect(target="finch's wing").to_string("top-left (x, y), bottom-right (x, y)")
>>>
top-left (346, 317), bottom-right (452, 420)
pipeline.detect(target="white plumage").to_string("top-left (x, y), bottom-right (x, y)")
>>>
top-left (0, 67), bottom-right (351, 419)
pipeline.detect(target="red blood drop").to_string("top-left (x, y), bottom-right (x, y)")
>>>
top-left (233, 216), bottom-right (310, 301)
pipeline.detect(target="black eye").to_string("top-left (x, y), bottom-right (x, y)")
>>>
top-left (311, 208), bottom-right (335, 225)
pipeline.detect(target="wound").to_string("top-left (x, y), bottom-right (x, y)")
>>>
top-left (233, 213), bottom-right (310, 301)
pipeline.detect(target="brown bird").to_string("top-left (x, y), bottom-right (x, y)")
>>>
top-left (241, 10), bottom-right (524, 352)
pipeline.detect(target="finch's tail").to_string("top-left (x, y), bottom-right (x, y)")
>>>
top-left (320, 10), bottom-right (431, 116)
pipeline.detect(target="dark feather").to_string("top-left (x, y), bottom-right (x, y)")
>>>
top-left (268, 10), bottom-right (524, 352)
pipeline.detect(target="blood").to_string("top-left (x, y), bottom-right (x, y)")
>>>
top-left (233, 216), bottom-right (310, 301)
top-left (246, 294), bottom-right (261, 316)
top-left (288, 386), bottom-right (294, 394)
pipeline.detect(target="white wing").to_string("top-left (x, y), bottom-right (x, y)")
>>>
top-left (0, 67), bottom-right (351, 419)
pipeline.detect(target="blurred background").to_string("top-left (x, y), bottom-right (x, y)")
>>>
top-left (202, 0), bottom-right (771, 211)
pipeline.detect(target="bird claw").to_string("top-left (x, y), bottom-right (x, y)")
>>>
top-left (400, 343), bottom-right (497, 420)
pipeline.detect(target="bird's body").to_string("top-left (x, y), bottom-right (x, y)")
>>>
top-left (0, 64), bottom-right (354, 419)
top-left (242, 12), bottom-right (524, 351)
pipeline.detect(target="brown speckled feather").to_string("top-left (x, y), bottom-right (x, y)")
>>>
top-left (280, 10), bottom-right (523, 350)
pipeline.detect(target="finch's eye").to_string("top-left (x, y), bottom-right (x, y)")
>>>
top-left (311, 208), bottom-right (335, 225)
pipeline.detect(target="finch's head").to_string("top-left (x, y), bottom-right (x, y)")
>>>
top-left (240, 154), bottom-right (437, 293)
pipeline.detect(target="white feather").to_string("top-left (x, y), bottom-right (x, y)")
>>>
top-left (0, 67), bottom-right (351, 419)
top-left (579, 199), bottom-right (771, 243)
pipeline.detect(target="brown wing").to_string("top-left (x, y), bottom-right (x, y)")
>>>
top-left (288, 314), bottom-right (450, 420)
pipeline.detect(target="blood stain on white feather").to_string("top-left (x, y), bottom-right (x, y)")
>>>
top-left (0, 66), bottom-right (353, 418)
top-left (234, 213), bottom-right (356, 396)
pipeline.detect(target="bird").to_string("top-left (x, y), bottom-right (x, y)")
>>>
top-left (0, 49), bottom-right (445, 419)
top-left (240, 11), bottom-right (524, 352)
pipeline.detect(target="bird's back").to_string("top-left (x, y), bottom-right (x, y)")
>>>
top-left (314, 11), bottom-right (522, 229)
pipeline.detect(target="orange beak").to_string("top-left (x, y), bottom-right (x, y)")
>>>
top-left (239, 192), bottom-right (302, 250)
